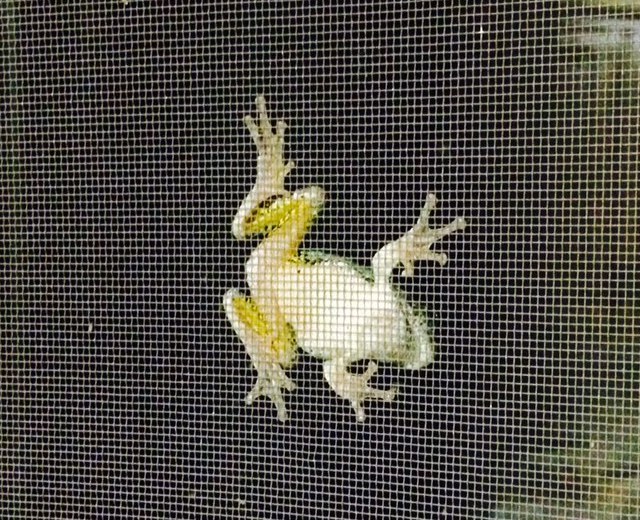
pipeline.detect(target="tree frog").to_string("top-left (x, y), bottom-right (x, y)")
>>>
top-left (224, 97), bottom-right (466, 422)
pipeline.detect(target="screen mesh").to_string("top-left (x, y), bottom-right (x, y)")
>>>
top-left (3, 1), bottom-right (639, 519)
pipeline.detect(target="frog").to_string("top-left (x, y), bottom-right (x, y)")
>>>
top-left (223, 96), bottom-right (467, 422)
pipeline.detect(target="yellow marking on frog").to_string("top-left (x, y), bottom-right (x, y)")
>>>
top-left (244, 195), bottom-right (316, 240)
top-left (231, 293), bottom-right (296, 367)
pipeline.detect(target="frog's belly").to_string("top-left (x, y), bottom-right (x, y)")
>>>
top-left (275, 262), bottom-right (407, 361)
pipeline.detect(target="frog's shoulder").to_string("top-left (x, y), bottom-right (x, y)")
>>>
top-left (295, 249), bottom-right (374, 283)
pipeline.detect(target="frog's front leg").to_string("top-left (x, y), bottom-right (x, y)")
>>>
top-left (323, 358), bottom-right (397, 422)
top-left (372, 193), bottom-right (467, 282)
top-left (232, 95), bottom-right (297, 241)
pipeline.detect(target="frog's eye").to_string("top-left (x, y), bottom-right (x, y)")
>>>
top-left (253, 194), bottom-right (285, 213)
top-left (243, 194), bottom-right (291, 236)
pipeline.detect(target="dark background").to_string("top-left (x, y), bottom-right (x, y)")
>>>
top-left (3, 1), bottom-right (638, 519)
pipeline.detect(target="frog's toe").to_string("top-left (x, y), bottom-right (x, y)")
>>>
top-left (323, 359), bottom-right (398, 422)
top-left (349, 383), bottom-right (397, 422)
top-left (245, 367), bottom-right (296, 422)
top-left (353, 362), bottom-right (398, 417)
top-left (368, 386), bottom-right (398, 402)
top-left (245, 381), bottom-right (288, 421)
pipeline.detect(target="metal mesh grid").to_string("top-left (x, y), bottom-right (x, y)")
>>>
top-left (2, 1), bottom-right (638, 519)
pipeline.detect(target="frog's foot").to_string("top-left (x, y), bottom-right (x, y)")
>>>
top-left (233, 96), bottom-right (296, 239)
top-left (322, 358), bottom-right (397, 422)
top-left (245, 361), bottom-right (297, 422)
top-left (224, 289), bottom-right (297, 422)
top-left (372, 193), bottom-right (467, 281)
top-left (244, 96), bottom-right (295, 190)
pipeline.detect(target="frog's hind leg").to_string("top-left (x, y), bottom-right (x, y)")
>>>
top-left (223, 289), bottom-right (297, 422)
top-left (322, 358), bottom-right (397, 422)
top-left (372, 193), bottom-right (467, 282)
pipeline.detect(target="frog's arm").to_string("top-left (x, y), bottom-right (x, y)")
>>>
top-left (371, 193), bottom-right (467, 283)
top-left (224, 96), bottom-right (323, 421)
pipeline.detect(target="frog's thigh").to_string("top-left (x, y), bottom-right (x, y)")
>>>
top-left (224, 289), bottom-right (268, 343)
top-left (223, 289), bottom-right (295, 367)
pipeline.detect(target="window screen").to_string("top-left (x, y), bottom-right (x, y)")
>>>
top-left (3, 1), bottom-right (638, 519)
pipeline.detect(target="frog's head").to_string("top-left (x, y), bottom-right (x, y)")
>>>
top-left (234, 194), bottom-right (290, 238)
top-left (232, 187), bottom-right (324, 241)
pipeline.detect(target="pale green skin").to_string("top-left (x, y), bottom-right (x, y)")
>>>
top-left (224, 97), bottom-right (466, 422)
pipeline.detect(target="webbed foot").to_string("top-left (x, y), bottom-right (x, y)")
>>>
top-left (372, 193), bottom-right (466, 281)
top-left (244, 96), bottom-right (295, 186)
top-left (245, 363), bottom-right (296, 422)
top-left (323, 358), bottom-right (397, 422)
top-left (233, 96), bottom-right (296, 239)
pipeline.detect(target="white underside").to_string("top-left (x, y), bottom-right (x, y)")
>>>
top-left (274, 260), bottom-right (410, 363)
